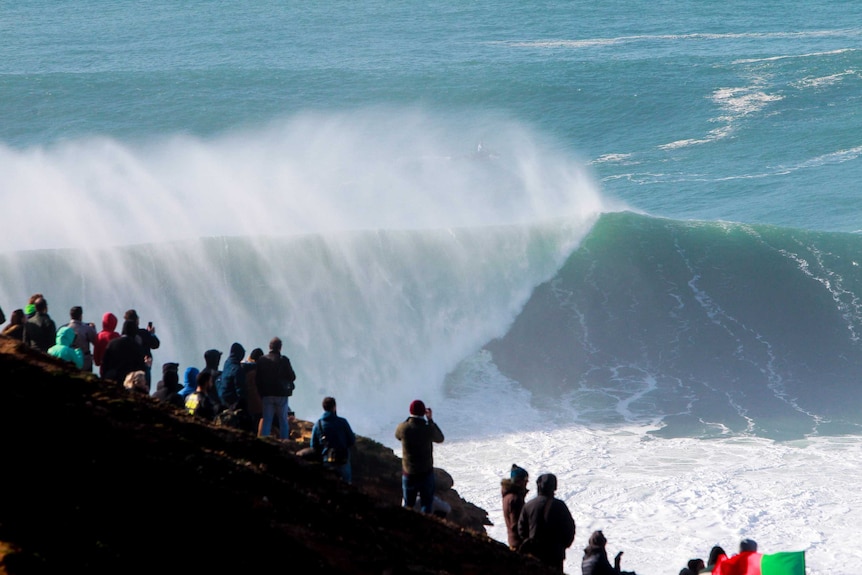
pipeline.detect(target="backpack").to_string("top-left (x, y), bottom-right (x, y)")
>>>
top-left (318, 419), bottom-right (349, 465)
top-left (215, 406), bottom-right (248, 430)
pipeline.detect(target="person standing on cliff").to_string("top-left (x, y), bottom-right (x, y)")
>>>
top-left (200, 348), bottom-right (224, 410)
top-left (123, 309), bottom-right (160, 389)
top-left (101, 319), bottom-right (147, 385)
top-left (311, 396), bottom-right (356, 483)
top-left (93, 312), bottom-right (120, 377)
top-left (395, 399), bottom-right (444, 514)
top-left (517, 473), bottom-right (575, 572)
top-left (23, 297), bottom-right (56, 353)
top-left (256, 337), bottom-right (296, 440)
top-left (242, 348), bottom-right (265, 433)
top-left (502, 464), bottom-right (530, 550)
top-left (66, 306), bottom-right (97, 373)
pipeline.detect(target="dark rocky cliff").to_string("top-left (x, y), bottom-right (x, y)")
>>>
top-left (0, 336), bottom-right (558, 575)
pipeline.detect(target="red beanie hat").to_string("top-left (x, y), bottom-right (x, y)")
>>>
top-left (409, 399), bottom-right (426, 416)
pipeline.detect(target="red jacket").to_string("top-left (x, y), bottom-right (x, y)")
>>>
top-left (94, 312), bottom-right (120, 374)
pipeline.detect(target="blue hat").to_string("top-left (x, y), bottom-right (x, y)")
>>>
top-left (510, 464), bottom-right (528, 481)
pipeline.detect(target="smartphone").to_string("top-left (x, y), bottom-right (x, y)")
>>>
top-left (147, 321), bottom-right (153, 328)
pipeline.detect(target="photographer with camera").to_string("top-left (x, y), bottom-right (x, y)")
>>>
top-left (395, 399), bottom-right (444, 514)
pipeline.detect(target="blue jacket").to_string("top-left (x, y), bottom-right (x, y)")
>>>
top-left (180, 367), bottom-right (200, 398)
top-left (217, 342), bottom-right (245, 405)
top-left (311, 411), bottom-right (356, 460)
top-left (48, 325), bottom-right (84, 369)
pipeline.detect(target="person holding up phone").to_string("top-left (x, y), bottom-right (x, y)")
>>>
top-left (395, 399), bottom-right (444, 514)
top-left (123, 309), bottom-right (160, 391)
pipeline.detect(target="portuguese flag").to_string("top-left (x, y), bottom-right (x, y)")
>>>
top-left (713, 551), bottom-right (805, 575)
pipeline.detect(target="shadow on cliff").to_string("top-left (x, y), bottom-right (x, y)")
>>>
top-left (0, 336), bottom-right (561, 575)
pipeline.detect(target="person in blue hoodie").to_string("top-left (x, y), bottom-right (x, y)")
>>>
top-left (180, 366), bottom-right (200, 398)
top-left (310, 396), bottom-right (356, 483)
top-left (48, 325), bottom-right (84, 369)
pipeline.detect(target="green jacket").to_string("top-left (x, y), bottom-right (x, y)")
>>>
top-left (395, 416), bottom-right (444, 475)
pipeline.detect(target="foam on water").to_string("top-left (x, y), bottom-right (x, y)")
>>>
top-left (361, 350), bottom-right (862, 575)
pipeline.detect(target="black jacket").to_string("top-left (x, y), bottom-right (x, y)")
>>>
top-left (101, 335), bottom-right (146, 384)
top-left (153, 379), bottom-right (185, 409)
top-left (134, 328), bottom-right (160, 357)
top-left (23, 312), bottom-right (56, 353)
top-left (517, 494), bottom-right (576, 566)
top-left (255, 352), bottom-right (296, 397)
top-left (582, 548), bottom-right (618, 575)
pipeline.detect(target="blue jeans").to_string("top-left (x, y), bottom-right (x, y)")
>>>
top-left (402, 470), bottom-right (435, 513)
top-left (260, 396), bottom-right (290, 439)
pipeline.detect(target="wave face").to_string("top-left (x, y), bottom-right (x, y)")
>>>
top-left (485, 211), bottom-right (862, 440)
top-left (8, 208), bottom-right (860, 444)
top-left (0, 223), bottom-right (588, 428)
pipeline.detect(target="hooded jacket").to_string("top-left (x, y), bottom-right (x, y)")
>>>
top-left (517, 474), bottom-right (576, 568)
top-left (101, 321), bottom-right (146, 385)
top-left (47, 326), bottom-right (84, 369)
top-left (582, 548), bottom-right (617, 575)
top-left (501, 478), bottom-right (529, 549)
top-left (180, 367), bottom-right (200, 398)
top-left (217, 342), bottom-right (245, 406)
top-left (94, 312), bottom-right (120, 371)
top-left (201, 349), bottom-right (223, 407)
top-left (153, 364), bottom-right (184, 408)
top-left (23, 310), bottom-right (57, 353)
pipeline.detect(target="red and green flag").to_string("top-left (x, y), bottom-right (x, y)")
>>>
top-left (713, 550), bottom-right (805, 575)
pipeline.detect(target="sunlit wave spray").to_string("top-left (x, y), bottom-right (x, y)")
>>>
top-left (0, 108), bottom-right (609, 430)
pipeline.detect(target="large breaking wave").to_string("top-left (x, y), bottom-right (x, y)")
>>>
top-left (485, 211), bottom-right (862, 440)
top-left (0, 111), bottom-right (604, 433)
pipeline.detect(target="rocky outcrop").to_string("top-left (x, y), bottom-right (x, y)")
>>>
top-left (288, 420), bottom-right (491, 533)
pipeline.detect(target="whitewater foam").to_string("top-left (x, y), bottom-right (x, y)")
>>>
top-left (423, 375), bottom-right (862, 575)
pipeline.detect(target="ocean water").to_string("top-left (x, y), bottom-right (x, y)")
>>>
top-left (3, 2), bottom-right (862, 573)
